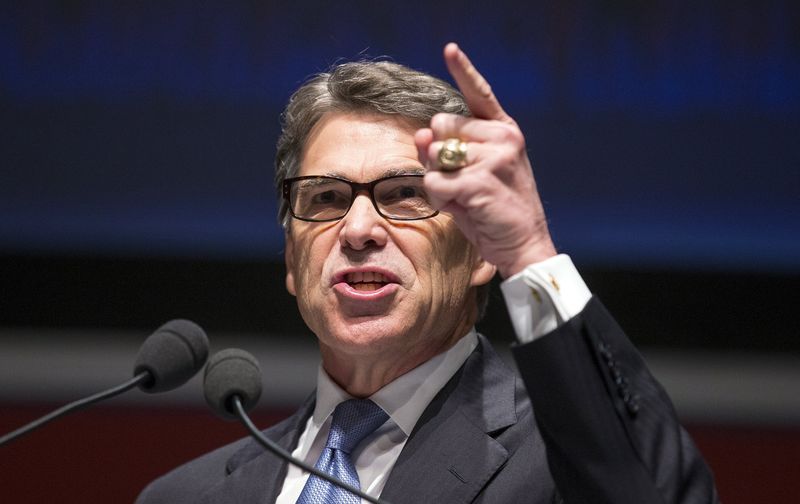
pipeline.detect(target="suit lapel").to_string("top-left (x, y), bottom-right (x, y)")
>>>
top-left (381, 336), bottom-right (519, 504)
top-left (197, 336), bottom-right (518, 504)
top-left (200, 397), bottom-right (315, 504)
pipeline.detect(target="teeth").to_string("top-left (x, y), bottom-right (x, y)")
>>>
top-left (345, 271), bottom-right (387, 284)
top-left (354, 282), bottom-right (382, 291)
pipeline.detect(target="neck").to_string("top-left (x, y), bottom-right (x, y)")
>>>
top-left (319, 328), bottom-right (471, 397)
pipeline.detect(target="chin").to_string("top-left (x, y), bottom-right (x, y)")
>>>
top-left (322, 317), bottom-right (414, 356)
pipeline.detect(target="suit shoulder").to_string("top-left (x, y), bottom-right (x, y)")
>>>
top-left (135, 406), bottom-right (311, 504)
top-left (135, 436), bottom-right (251, 504)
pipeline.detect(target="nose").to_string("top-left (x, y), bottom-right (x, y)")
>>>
top-left (339, 193), bottom-right (388, 251)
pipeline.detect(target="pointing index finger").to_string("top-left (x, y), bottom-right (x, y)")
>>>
top-left (444, 42), bottom-right (511, 123)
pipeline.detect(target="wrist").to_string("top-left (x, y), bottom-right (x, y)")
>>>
top-left (497, 239), bottom-right (558, 278)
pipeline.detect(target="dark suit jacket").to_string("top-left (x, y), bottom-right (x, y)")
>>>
top-left (136, 297), bottom-right (718, 504)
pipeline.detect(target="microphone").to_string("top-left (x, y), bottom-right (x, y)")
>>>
top-left (203, 348), bottom-right (393, 504)
top-left (0, 319), bottom-right (209, 447)
top-left (134, 319), bottom-right (210, 393)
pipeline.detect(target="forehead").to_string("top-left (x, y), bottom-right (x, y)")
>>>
top-left (300, 112), bottom-right (424, 179)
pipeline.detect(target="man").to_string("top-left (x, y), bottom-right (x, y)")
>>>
top-left (137, 43), bottom-right (718, 503)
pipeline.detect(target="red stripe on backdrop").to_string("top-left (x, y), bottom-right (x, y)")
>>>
top-left (0, 404), bottom-right (293, 503)
top-left (688, 424), bottom-right (800, 503)
top-left (1, 405), bottom-right (798, 503)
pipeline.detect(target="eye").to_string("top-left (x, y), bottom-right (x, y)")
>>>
top-left (312, 189), bottom-right (343, 204)
top-left (292, 179), bottom-right (351, 217)
top-left (395, 185), bottom-right (422, 199)
top-left (379, 180), bottom-right (427, 203)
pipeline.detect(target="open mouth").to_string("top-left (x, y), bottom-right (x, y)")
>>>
top-left (345, 271), bottom-right (390, 291)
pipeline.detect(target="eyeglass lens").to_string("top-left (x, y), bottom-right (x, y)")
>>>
top-left (289, 176), bottom-right (436, 221)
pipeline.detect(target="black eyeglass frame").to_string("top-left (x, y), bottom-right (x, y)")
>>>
top-left (282, 174), bottom-right (440, 222)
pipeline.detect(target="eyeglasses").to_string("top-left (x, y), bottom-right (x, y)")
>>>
top-left (283, 174), bottom-right (439, 222)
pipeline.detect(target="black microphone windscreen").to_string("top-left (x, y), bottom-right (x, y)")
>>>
top-left (133, 319), bottom-right (209, 393)
top-left (203, 348), bottom-right (263, 419)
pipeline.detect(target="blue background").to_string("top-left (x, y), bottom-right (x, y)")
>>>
top-left (2, 1), bottom-right (798, 271)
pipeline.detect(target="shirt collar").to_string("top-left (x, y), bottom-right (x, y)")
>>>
top-left (312, 329), bottom-right (479, 437)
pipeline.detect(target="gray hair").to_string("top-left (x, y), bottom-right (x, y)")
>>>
top-left (275, 60), bottom-right (491, 319)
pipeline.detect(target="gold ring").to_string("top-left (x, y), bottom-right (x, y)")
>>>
top-left (438, 138), bottom-right (468, 171)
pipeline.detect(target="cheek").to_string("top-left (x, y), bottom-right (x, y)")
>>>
top-left (293, 233), bottom-right (337, 294)
top-left (287, 236), bottom-right (316, 290)
top-left (290, 238), bottom-right (328, 330)
top-left (415, 221), bottom-right (475, 296)
top-left (435, 220), bottom-right (473, 267)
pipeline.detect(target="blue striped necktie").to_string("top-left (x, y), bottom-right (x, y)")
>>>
top-left (296, 399), bottom-right (389, 504)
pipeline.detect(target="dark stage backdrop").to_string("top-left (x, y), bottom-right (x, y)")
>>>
top-left (1, 2), bottom-right (799, 504)
top-left (1, 1), bottom-right (798, 270)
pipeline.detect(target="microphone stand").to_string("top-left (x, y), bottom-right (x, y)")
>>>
top-left (0, 372), bottom-right (149, 447)
top-left (230, 395), bottom-right (393, 504)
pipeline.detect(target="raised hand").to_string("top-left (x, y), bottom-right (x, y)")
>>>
top-left (416, 43), bottom-right (557, 278)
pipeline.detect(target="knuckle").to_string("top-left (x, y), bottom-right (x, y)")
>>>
top-left (497, 123), bottom-right (525, 146)
top-left (430, 113), bottom-right (448, 131)
top-left (495, 146), bottom-right (519, 167)
top-left (476, 80), bottom-right (494, 101)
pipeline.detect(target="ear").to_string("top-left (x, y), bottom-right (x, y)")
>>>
top-left (284, 232), bottom-right (297, 297)
top-left (470, 254), bottom-right (496, 288)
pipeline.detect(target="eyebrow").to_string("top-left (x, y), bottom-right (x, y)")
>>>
top-left (297, 177), bottom-right (340, 188)
top-left (321, 166), bottom-right (426, 179)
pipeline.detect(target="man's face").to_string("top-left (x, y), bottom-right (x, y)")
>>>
top-left (284, 112), bottom-right (493, 371)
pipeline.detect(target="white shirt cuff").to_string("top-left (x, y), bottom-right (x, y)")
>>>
top-left (500, 254), bottom-right (592, 344)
